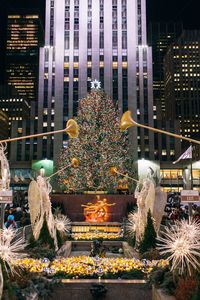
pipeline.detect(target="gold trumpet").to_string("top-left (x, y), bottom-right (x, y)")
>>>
top-left (109, 166), bottom-right (139, 183)
top-left (120, 110), bottom-right (200, 145)
top-left (71, 157), bottom-right (80, 168)
top-left (65, 119), bottom-right (79, 138)
top-left (120, 111), bottom-right (137, 131)
top-left (47, 157), bottom-right (80, 180)
top-left (0, 119), bottom-right (79, 144)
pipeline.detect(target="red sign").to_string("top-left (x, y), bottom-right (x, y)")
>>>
top-left (181, 190), bottom-right (199, 202)
top-left (0, 190), bottom-right (13, 204)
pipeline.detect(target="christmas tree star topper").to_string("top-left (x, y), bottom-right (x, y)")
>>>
top-left (91, 79), bottom-right (101, 90)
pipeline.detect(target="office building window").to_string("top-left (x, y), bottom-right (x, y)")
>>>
top-left (122, 31), bottom-right (127, 49)
top-left (74, 31), bottom-right (79, 49)
top-left (112, 31), bottom-right (118, 49)
top-left (100, 31), bottom-right (104, 49)
top-left (88, 31), bottom-right (92, 49)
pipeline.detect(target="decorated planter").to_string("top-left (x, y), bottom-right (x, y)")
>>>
top-left (152, 285), bottom-right (176, 300)
top-left (44, 279), bottom-right (151, 300)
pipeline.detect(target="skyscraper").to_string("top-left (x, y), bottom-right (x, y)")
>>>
top-left (0, 85), bottom-right (30, 123)
top-left (148, 22), bottom-right (183, 117)
top-left (0, 110), bottom-right (9, 140)
top-left (164, 30), bottom-right (200, 159)
top-left (36, 0), bottom-right (154, 163)
top-left (6, 14), bottom-right (42, 103)
top-left (5, 12), bottom-right (43, 165)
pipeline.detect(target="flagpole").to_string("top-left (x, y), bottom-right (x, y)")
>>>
top-left (189, 143), bottom-right (193, 220)
top-left (190, 143), bottom-right (193, 190)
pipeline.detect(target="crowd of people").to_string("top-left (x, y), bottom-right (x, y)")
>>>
top-left (1, 190), bottom-right (200, 230)
top-left (163, 192), bottom-right (200, 223)
top-left (3, 191), bottom-right (30, 229)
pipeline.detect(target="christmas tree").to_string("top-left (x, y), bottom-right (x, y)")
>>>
top-left (58, 89), bottom-right (132, 192)
top-left (139, 210), bottom-right (157, 254)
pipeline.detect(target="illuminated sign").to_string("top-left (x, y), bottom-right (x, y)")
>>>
top-left (181, 190), bottom-right (199, 202)
top-left (0, 190), bottom-right (13, 204)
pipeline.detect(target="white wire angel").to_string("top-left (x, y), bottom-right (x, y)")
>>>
top-left (0, 143), bottom-right (10, 190)
top-left (28, 158), bottom-right (78, 252)
top-left (133, 178), bottom-right (156, 244)
top-left (28, 175), bottom-right (58, 251)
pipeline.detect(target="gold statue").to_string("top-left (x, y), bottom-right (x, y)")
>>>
top-left (82, 196), bottom-right (115, 223)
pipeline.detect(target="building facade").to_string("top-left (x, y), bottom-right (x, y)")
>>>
top-left (0, 110), bottom-right (9, 140)
top-left (35, 0), bottom-right (154, 162)
top-left (6, 14), bottom-right (42, 103)
top-left (148, 22), bottom-right (183, 117)
top-left (5, 13), bottom-right (43, 164)
top-left (164, 30), bottom-right (200, 159)
top-left (0, 85), bottom-right (30, 123)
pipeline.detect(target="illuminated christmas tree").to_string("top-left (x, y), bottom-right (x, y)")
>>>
top-left (58, 89), bottom-right (132, 192)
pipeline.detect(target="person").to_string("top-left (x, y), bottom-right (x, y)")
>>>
top-left (193, 206), bottom-right (200, 223)
top-left (4, 214), bottom-right (17, 229)
top-left (90, 238), bottom-right (106, 257)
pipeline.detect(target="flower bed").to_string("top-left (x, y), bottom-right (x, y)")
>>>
top-left (16, 257), bottom-right (169, 280)
top-left (71, 232), bottom-right (122, 240)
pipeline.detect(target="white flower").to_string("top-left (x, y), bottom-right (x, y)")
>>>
top-left (54, 215), bottom-right (71, 233)
top-left (1, 227), bottom-right (15, 245)
top-left (157, 219), bottom-right (200, 275)
top-left (178, 219), bottom-right (200, 243)
top-left (0, 228), bottom-right (27, 272)
top-left (127, 211), bottom-right (137, 235)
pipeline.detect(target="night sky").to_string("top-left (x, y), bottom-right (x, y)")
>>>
top-left (0, 0), bottom-right (199, 84)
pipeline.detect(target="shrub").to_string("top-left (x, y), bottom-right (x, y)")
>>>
top-left (139, 210), bottom-right (157, 254)
top-left (148, 268), bottom-right (166, 288)
top-left (175, 277), bottom-right (197, 300)
top-left (140, 249), bottom-right (161, 260)
top-left (160, 272), bottom-right (176, 295)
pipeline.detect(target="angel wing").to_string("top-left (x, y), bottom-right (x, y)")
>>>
top-left (0, 143), bottom-right (11, 189)
top-left (144, 179), bottom-right (156, 216)
top-left (28, 180), bottom-right (44, 240)
top-left (0, 265), bottom-right (3, 300)
top-left (153, 187), bottom-right (167, 232)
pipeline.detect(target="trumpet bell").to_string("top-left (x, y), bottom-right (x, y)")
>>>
top-left (71, 157), bottom-right (80, 168)
top-left (120, 111), bottom-right (137, 131)
top-left (66, 119), bottom-right (79, 138)
top-left (109, 166), bottom-right (118, 176)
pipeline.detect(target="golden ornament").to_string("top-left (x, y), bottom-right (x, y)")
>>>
top-left (109, 166), bottom-right (118, 176)
top-left (71, 157), bottom-right (80, 168)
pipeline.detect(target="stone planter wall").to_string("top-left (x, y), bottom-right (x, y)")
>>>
top-left (43, 279), bottom-right (151, 300)
top-left (57, 241), bottom-right (137, 258)
top-left (57, 241), bottom-right (72, 257)
top-left (152, 285), bottom-right (176, 300)
top-left (122, 242), bottom-right (138, 258)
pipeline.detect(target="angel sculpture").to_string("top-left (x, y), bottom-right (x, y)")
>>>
top-left (0, 265), bottom-right (3, 300)
top-left (28, 175), bottom-right (58, 251)
top-left (0, 143), bottom-right (10, 190)
top-left (153, 186), bottom-right (167, 233)
top-left (133, 178), bottom-right (155, 245)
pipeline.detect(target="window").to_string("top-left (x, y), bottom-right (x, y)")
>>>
top-left (74, 31), bottom-right (79, 49)
top-left (100, 31), bottom-right (104, 48)
top-left (88, 31), bottom-right (92, 49)
top-left (122, 31), bottom-right (127, 49)
top-left (112, 31), bottom-right (118, 49)
top-left (65, 31), bottom-right (70, 49)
